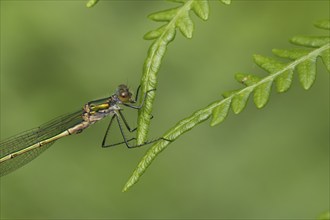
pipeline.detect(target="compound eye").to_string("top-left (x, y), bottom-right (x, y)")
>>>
top-left (121, 92), bottom-right (127, 98)
top-left (119, 91), bottom-right (130, 102)
top-left (116, 84), bottom-right (133, 103)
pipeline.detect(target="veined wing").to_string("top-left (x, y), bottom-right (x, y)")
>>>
top-left (0, 110), bottom-right (84, 176)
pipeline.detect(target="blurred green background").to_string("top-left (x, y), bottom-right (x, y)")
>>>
top-left (0, 0), bottom-right (329, 219)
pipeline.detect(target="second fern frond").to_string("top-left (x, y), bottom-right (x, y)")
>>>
top-left (123, 19), bottom-right (330, 192)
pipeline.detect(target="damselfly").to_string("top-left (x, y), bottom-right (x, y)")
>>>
top-left (0, 84), bottom-right (163, 177)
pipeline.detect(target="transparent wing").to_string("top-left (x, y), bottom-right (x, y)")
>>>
top-left (0, 110), bottom-right (84, 177)
top-left (0, 142), bottom-right (55, 177)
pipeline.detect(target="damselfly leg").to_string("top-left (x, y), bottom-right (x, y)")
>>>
top-left (101, 112), bottom-right (169, 148)
top-left (102, 87), bottom-right (170, 148)
top-left (101, 113), bottom-right (135, 148)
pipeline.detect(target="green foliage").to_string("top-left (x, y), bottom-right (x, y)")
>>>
top-left (86, 0), bottom-right (99, 8)
top-left (220, 0), bottom-right (231, 5)
top-left (318, 211), bottom-right (330, 220)
top-left (123, 19), bottom-right (330, 192)
top-left (136, 0), bottom-right (231, 145)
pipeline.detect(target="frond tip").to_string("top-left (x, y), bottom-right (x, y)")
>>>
top-left (86, 0), bottom-right (99, 8)
top-left (124, 20), bottom-right (330, 192)
top-left (219, 0), bottom-right (231, 5)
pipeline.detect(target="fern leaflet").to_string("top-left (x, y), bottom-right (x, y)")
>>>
top-left (123, 20), bottom-right (330, 192)
top-left (86, 0), bottom-right (99, 8)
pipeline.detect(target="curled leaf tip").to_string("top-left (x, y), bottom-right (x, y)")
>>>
top-left (220, 0), bottom-right (232, 5)
top-left (314, 19), bottom-right (330, 30)
top-left (86, 0), bottom-right (99, 8)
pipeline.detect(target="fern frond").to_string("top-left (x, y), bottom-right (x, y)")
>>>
top-left (123, 20), bottom-right (330, 192)
top-left (136, 0), bottom-right (231, 145)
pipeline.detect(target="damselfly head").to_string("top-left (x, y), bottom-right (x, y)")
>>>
top-left (117, 84), bottom-right (133, 103)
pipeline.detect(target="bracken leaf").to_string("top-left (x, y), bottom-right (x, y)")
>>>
top-left (231, 88), bottom-right (253, 114)
top-left (314, 19), bottom-right (330, 30)
top-left (296, 56), bottom-right (317, 90)
top-left (148, 7), bottom-right (179, 22)
top-left (254, 80), bottom-right (273, 108)
top-left (192, 1), bottom-right (209, 20)
top-left (272, 48), bottom-right (310, 60)
top-left (275, 69), bottom-right (294, 93)
top-left (162, 28), bottom-right (177, 43)
top-left (290, 36), bottom-right (330, 48)
top-left (144, 25), bottom-right (167, 40)
top-left (137, 27), bottom-right (176, 145)
top-left (253, 55), bottom-right (285, 73)
top-left (176, 11), bottom-right (194, 38)
top-left (210, 98), bottom-right (231, 126)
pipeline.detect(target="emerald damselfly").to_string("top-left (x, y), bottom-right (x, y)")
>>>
top-left (0, 84), bottom-right (163, 177)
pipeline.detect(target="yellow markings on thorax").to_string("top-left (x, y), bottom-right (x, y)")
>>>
top-left (90, 103), bottom-right (110, 112)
